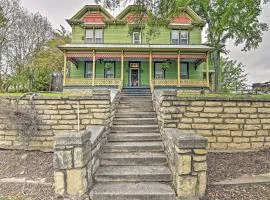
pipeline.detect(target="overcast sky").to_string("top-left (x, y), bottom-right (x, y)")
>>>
top-left (21, 0), bottom-right (270, 84)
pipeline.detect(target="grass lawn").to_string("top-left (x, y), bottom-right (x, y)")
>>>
top-left (0, 92), bottom-right (88, 97)
top-left (178, 93), bottom-right (270, 100)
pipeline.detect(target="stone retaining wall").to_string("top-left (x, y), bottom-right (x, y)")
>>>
top-left (54, 126), bottom-right (107, 198)
top-left (0, 90), bottom-right (120, 151)
top-left (154, 90), bottom-right (270, 150)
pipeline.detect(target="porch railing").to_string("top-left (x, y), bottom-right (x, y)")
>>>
top-left (151, 79), bottom-right (208, 88)
top-left (65, 78), bottom-right (121, 87)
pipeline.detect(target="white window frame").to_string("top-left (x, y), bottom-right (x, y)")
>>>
top-left (133, 32), bottom-right (141, 44)
top-left (104, 62), bottom-right (115, 78)
top-left (171, 30), bottom-right (180, 45)
top-left (85, 28), bottom-right (103, 44)
top-left (154, 63), bottom-right (165, 79)
top-left (171, 30), bottom-right (189, 45)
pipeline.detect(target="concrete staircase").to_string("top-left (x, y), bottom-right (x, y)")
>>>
top-left (90, 88), bottom-right (176, 200)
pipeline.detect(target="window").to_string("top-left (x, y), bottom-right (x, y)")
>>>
top-left (133, 32), bottom-right (141, 44)
top-left (86, 29), bottom-right (94, 43)
top-left (180, 31), bottom-right (188, 45)
top-left (172, 30), bottom-right (180, 44)
top-left (95, 29), bottom-right (103, 44)
top-left (171, 30), bottom-right (189, 45)
top-left (154, 63), bottom-right (165, 79)
top-left (85, 29), bottom-right (103, 43)
top-left (85, 62), bottom-right (93, 78)
top-left (104, 62), bottom-right (115, 78)
top-left (180, 63), bottom-right (188, 79)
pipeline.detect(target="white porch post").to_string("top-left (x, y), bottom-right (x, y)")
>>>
top-left (63, 51), bottom-right (67, 86)
top-left (206, 51), bottom-right (210, 87)
top-left (121, 50), bottom-right (124, 85)
top-left (178, 51), bottom-right (181, 87)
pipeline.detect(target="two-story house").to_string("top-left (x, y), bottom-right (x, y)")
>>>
top-left (59, 5), bottom-right (214, 91)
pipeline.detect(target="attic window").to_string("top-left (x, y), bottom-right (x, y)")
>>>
top-left (133, 32), bottom-right (141, 44)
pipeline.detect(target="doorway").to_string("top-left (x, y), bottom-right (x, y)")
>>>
top-left (129, 62), bottom-right (140, 87)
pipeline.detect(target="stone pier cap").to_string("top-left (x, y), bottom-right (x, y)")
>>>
top-left (164, 128), bottom-right (208, 149)
top-left (54, 126), bottom-right (105, 147)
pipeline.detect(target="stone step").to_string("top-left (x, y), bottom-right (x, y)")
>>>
top-left (104, 142), bottom-right (164, 153)
top-left (113, 118), bottom-right (157, 125)
top-left (108, 133), bottom-right (161, 142)
top-left (100, 152), bottom-right (167, 166)
top-left (90, 182), bottom-right (175, 200)
top-left (95, 166), bottom-right (172, 182)
top-left (117, 108), bottom-right (155, 113)
top-left (115, 112), bottom-right (156, 118)
top-left (112, 125), bottom-right (159, 132)
top-left (118, 104), bottom-right (153, 108)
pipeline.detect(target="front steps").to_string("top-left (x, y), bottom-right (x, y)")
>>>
top-left (90, 88), bottom-right (175, 199)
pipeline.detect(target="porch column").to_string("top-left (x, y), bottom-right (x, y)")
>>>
top-left (121, 50), bottom-right (124, 84)
top-left (206, 51), bottom-right (210, 87)
top-left (149, 51), bottom-right (152, 83)
top-left (178, 51), bottom-right (181, 87)
top-left (92, 50), bottom-right (96, 86)
top-left (63, 51), bottom-right (67, 86)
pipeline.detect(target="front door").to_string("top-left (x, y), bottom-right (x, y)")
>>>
top-left (129, 62), bottom-right (140, 87)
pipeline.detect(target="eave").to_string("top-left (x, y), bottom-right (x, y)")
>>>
top-left (58, 44), bottom-right (214, 53)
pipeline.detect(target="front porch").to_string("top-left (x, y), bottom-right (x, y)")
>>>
top-left (61, 45), bottom-right (213, 91)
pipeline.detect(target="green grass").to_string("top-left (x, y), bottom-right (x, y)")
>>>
top-left (0, 92), bottom-right (89, 97)
top-left (0, 198), bottom-right (24, 200)
top-left (178, 93), bottom-right (270, 99)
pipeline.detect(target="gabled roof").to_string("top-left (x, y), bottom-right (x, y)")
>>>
top-left (115, 5), bottom-right (136, 21)
top-left (66, 5), bottom-right (114, 25)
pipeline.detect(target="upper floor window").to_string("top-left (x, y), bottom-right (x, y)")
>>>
top-left (85, 29), bottom-right (103, 44)
top-left (133, 32), bottom-right (141, 44)
top-left (171, 30), bottom-right (189, 45)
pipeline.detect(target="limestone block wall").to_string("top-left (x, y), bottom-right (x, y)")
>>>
top-left (0, 90), bottom-right (120, 151)
top-left (154, 90), bottom-right (270, 150)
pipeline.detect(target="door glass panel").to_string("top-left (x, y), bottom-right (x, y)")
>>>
top-left (131, 69), bottom-right (139, 87)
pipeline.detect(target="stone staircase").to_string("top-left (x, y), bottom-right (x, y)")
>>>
top-left (90, 88), bottom-right (176, 200)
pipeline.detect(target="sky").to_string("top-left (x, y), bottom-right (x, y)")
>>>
top-left (21, 0), bottom-right (270, 84)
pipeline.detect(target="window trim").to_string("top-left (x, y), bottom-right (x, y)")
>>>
top-left (104, 61), bottom-right (116, 79)
top-left (171, 30), bottom-right (189, 45)
top-left (154, 61), bottom-right (166, 79)
top-left (133, 31), bottom-right (142, 44)
top-left (85, 28), bottom-right (104, 44)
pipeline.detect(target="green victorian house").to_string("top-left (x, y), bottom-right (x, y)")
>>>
top-left (59, 5), bottom-right (214, 91)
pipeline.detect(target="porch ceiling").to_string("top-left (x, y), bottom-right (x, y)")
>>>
top-left (58, 44), bottom-right (214, 52)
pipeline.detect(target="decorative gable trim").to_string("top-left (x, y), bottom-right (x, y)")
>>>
top-left (82, 13), bottom-right (105, 24)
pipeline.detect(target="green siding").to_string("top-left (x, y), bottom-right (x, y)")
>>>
top-left (72, 25), bottom-right (84, 44)
top-left (189, 27), bottom-right (202, 45)
top-left (148, 28), bottom-right (171, 44)
top-left (104, 25), bottom-right (131, 43)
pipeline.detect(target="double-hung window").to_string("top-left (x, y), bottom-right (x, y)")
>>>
top-left (154, 63), bottom-right (165, 79)
top-left (85, 62), bottom-right (93, 78)
top-left (104, 62), bottom-right (115, 78)
top-left (133, 32), bottom-right (141, 44)
top-left (171, 30), bottom-right (189, 45)
top-left (180, 63), bottom-right (188, 79)
top-left (85, 29), bottom-right (103, 43)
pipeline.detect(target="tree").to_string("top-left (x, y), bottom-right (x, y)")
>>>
top-left (96, 0), bottom-right (269, 91)
top-left (220, 57), bottom-right (248, 93)
top-left (31, 25), bottom-right (71, 91)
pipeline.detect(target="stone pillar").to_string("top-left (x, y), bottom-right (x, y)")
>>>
top-left (164, 128), bottom-right (208, 199)
top-left (54, 130), bottom-right (92, 198)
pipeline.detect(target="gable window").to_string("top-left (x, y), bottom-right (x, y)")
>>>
top-left (171, 30), bottom-right (189, 45)
top-left (104, 62), bottom-right (115, 78)
top-left (154, 62), bottom-right (165, 79)
top-left (85, 62), bottom-right (93, 78)
top-left (85, 29), bottom-right (103, 44)
top-left (133, 32), bottom-right (141, 44)
top-left (180, 63), bottom-right (189, 79)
